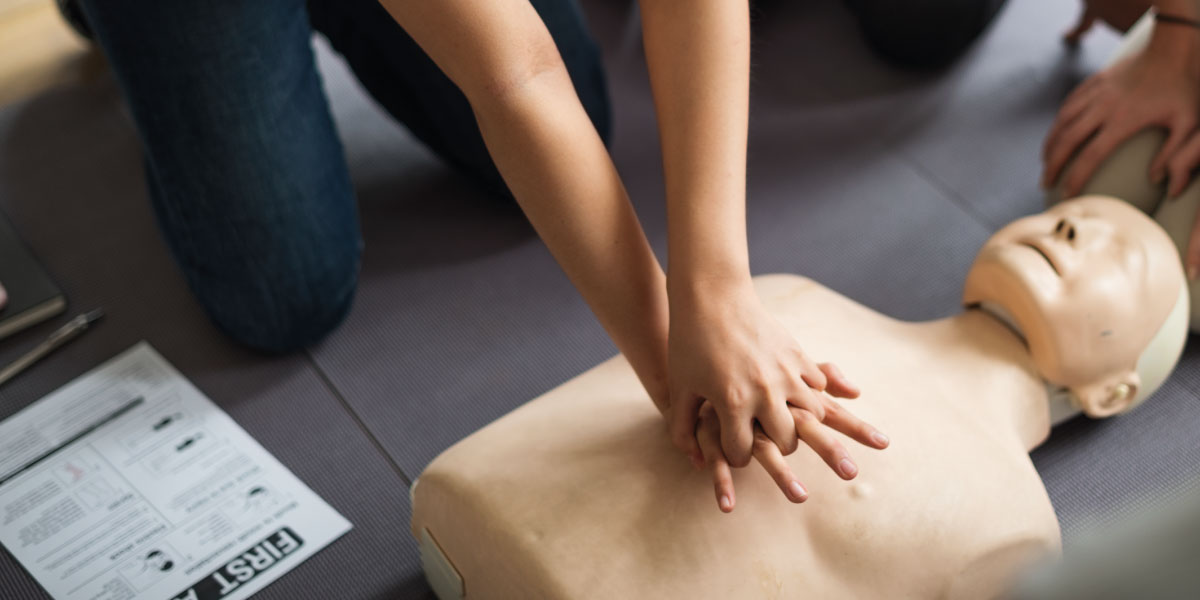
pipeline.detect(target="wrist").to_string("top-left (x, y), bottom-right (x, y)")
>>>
top-left (1147, 15), bottom-right (1200, 77)
top-left (667, 269), bottom-right (756, 315)
top-left (1156, 0), bottom-right (1200, 19)
top-left (667, 263), bottom-right (753, 303)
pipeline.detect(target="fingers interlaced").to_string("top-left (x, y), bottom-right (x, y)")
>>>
top-left (819, 399), bottom-right (889, 450)
top-left (690, 380), bottom-right (891, 512)
top-left (715, 399), bottom-right (755, 468)
top-left (696, 405), bottom-right (735, 513)
top-left (759, 396), bottom-right (800, 456)
top-left (669, 393), bottom-right (704, 460)
top-left (751, 425), bottom-right (808, 503)
top-left (796, 352), bottom-right (827, 392)
top-left (787, 381), bottom-right (826, 422)
top-left (818, 362), bottom-right (860, 399)
top-left (793, 406), bottom-right (858, 480)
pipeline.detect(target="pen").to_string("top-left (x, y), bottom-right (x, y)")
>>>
top-left (0, 309), bottom-right (104, 387)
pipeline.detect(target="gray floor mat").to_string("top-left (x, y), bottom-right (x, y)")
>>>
top-left (881, 0), bottom-right (1122, 229)
top-left (0, 77), bottom-right (430, 600)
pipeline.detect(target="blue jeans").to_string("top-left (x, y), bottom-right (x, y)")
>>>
top-left (841, 0), bottom-right (1007, 68)
top-left (75, 0), bottom-right (611, 353)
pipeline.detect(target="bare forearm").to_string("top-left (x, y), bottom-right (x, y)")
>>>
top-left (640, 0), bottom-right (752, 293)
top-left (1156, 0), bottom-right (1200, 16)
top-left (378, 0), bottom-right (670, 408)
top-left (474, 73), bottom-right (671, 409)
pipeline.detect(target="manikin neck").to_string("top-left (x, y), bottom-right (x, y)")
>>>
top-left (913, 306), bottom-right (1066, 451)
top-left (974, 302), bottom-right (1083, 428)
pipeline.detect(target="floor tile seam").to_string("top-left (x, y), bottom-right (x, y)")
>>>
top-left (888, 148), bottom-right (1002, 233)
top-left (304, 350), bottom-right (416, 488)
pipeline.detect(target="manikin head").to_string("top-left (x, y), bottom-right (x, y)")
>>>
top-left (963, 196), bottom-right (1188, 418)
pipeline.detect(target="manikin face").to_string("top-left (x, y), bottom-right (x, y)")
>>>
top-left (963, 196), bottom-right (1183, 416)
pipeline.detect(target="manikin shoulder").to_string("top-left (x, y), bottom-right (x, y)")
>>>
top-left (944, 532), bottom-right (1061, 600)
top-left (752, 274), bottom-right (900, 328)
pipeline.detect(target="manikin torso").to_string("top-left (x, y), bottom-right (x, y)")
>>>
top-left (411, 274), bottom-right (1063, 600)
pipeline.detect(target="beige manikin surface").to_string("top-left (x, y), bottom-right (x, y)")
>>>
top-left (1054, 127), bottom-right (1200, 333)
top-left (411, 274), bottom-right (1061, 600)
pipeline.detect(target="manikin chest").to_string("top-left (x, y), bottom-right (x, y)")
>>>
top-left (411, 275), bottom-right (1062, 599)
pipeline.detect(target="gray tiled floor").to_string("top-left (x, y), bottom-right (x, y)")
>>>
top-left (2, 1), bottom-right (1198, 598)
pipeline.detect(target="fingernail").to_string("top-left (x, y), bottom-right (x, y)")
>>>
top-left (788, 481), bottom-right (808, 501)
top-left (690, 453), bottom-right (704, 469)
top-left (1188, 265), bottom-right (1198, 282)
top-left (719, 495), bottom-right (733, 512)
top-left (871, 431), bottom-right (890, 447)
top-left (839, 458), bottom-right (858, 478)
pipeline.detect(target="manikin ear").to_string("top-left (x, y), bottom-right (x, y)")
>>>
top-left (1071, 371), bottom-right (1141, 418)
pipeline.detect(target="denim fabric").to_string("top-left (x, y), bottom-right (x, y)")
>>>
top-left (841, 0), bottom-right (1009, 68)
top-left (74, 0), bottom-right (611, 353)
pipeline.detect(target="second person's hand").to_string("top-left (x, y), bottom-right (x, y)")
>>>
top-left (665, 279), bottom-right (857, 469)
top-left (1043, 5), bottom-right (1200, 195)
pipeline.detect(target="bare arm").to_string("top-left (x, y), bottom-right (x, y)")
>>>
top-left (380, 0), bottom-right (879, 501)
top-left (639, 0), bottom-right (844, 468)
top-left (377, 0), bottom-right (671, 409)
top-left (641, 0), bottom-right (752, 288)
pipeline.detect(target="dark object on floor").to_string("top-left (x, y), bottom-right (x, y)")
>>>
top-left (54, 0), bottom-right (92, 42)
top-left (842, 0), bottom-right (1009, 68)
top-left (0, 209), bottom-right (64, 340)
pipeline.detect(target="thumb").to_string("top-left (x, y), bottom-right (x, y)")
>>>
top-left (1064, 9), bottom-right (1097, 47)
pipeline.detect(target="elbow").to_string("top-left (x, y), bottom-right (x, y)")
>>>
top-left (457, 37), bottom-right (571, 107)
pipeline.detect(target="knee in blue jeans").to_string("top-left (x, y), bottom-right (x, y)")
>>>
top-left (848, 0), bottom-right (1006, 68)
top-left (191, 248), bottom-right (360, 354)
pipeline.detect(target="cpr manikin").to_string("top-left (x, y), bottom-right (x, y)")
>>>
top-left (409, 196), bottom-right (1188, 599)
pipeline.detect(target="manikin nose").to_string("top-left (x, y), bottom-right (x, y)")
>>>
top-left (1053, 217), bottom-right (1077, 243)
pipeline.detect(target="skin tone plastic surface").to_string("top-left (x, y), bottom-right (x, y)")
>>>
top-left (410, 197), bottom-right (1186, 599)
top-left (1047, 13), bottom-right (1200, 328)
top-left (1050, 127), bottom-right (1200, 330)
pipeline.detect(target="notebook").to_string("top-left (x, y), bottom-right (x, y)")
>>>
top-left (0, 211), bottom-right (65, 339)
